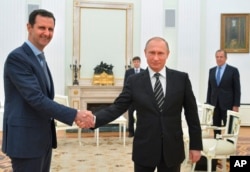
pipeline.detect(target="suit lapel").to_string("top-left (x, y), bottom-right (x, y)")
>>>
top-left (142, 69), bottom-right (160, 112)
top-left (210, 67), bottom-right (217, 86)
top-left (162, 68), bottom-right (171, 111)
top-left (46, 65), bottom-right (54, 96)
top-left (142, 69), bottom-right (154, 96)
top-left (219, 65), bottom-right (228, 85)
top-left (23, 43), bottom-right (54, 97)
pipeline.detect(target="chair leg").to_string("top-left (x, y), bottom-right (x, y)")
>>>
top-left (78, 128), bottom-right (82, 146)
top-left (207, 158), bottom-right (212, 172)
top-left (123, 123), bottom-right (126, 146)
top-left (119, 123), bottom-right (121, 139)
top-left (95, 128), bottom-right (99, 146)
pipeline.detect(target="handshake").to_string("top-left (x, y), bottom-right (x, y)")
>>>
top-left (74, 110), bottom-right (95, 128)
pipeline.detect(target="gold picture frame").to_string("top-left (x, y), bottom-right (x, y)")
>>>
top-left (221, 13), bottom-right (250, 53)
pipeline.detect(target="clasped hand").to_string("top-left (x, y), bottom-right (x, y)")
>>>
top-left (74, 110), bottom-right (95, 128)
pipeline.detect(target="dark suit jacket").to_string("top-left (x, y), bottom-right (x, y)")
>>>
top-left (123, 67), bottom-right (145, 85)
top-left (2, 42), bottom-right (77, 159)
top-left (94, 67), bottom-right (202, 167)
top-left (206, 64), bottom-right (241, 110)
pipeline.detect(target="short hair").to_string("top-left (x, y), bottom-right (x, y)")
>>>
top-left (29, 9), bottom-right (55, 26)
top-left (144, 37), bottom-right (169, 51)
top-left (132, 56), bottom-right (141, 61)
top-left (215, 49), bottom-right (227, 58)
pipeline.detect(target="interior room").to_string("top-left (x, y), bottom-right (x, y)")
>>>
top-left (0, 0), bottom-right (250, 171)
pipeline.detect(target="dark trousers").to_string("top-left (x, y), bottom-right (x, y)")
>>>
top-left (134, 139), bottom-right (181, 172)
top-left (10, 147), bottom-right (52, 172)
top-left (134, 163), bottom-right (180, 172)
top-left (213, 104), bottom-right (227, 138)
top-left (128, 105), bottom-right (135, 134)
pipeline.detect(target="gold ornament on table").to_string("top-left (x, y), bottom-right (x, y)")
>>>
top-left (92, 61), bottom-right (114, 85)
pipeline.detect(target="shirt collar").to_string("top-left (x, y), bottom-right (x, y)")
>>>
top-left (148, 67), bottom-right (166, 79)
top-left (218, 63), bottom-right (227, 70)
top-left (25, 40), bottom-right (43, 56)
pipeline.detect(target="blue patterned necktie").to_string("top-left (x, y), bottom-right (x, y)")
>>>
top-left (154, 73), bottom-right (164, 112)
top-left (216, 67), bottom-right (221, 86)
top-left (38, 53), bottom-right (51, 90)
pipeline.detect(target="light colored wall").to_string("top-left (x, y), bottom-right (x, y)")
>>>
top-left (203, 0), bottom-right (250, 103)
top-left (0, 0), bottom-right (67, 103)
top-left (1, 0), bottom-right (250, 106)
top-left (0, 0), bottom-right (27, 104)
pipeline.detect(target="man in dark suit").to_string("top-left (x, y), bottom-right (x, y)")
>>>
top-left (124, 56), bottom-right (145, 137)
top-left (90, 37), bottom-right (202, 172)
top-left (2, 9), bottom-right (93, 172)
top-left (206, 49), bottom-right (241, 138)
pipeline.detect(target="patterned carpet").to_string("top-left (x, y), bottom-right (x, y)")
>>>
top-left (0, 136), bottom-right (249, 172)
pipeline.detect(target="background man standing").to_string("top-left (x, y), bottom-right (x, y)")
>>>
top-left (206, 49), bottom-right (241, 138)
top-left (124, 56), bottom-right (144, 137)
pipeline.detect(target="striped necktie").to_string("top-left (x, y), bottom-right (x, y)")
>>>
top-left (154, 73), bottom-right (164, 112)
top-left (38, 53), bottom-right (51, 90)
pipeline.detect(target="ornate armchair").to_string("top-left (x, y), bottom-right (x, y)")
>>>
top-left (183, 103), bottom-right (215, 165)
top-left (191, 110), bottom-right (241, 172)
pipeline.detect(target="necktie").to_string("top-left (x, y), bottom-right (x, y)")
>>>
top-left (154, 73), bottom-right (164, 112)
top-left (216, 67), bottom-right (221, 86)
top-left (38, 53), bottom-right (51, 90)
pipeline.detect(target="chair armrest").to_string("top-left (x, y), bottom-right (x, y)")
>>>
top-left (206, 126), bottom-right (226, 130)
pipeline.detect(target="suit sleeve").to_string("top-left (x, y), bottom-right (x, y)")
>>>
top-left (94, 75), bottom-right (133, 127)
top-left (183, 73), bottom-right (203, 150)
top-left (5, 50), bottom-right (77, 125)
top-left (233, 68), bottom-right (241, 106)
top-left (206, 69), bottom-right (212, 104)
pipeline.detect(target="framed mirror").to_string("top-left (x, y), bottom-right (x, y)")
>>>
top-left (73, 0), bottom-right (133, 84)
